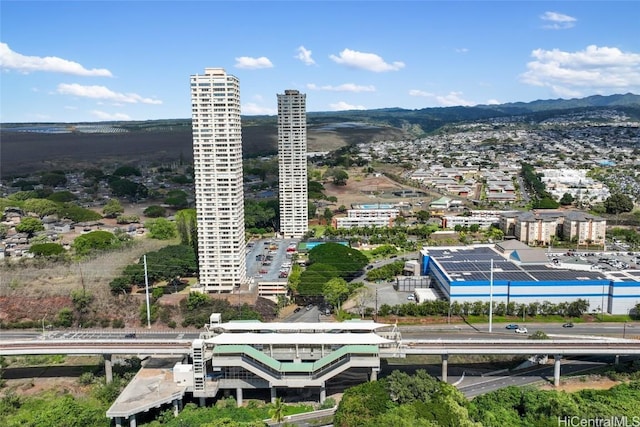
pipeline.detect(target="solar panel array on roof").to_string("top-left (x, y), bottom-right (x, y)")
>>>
top-left (428, 247), bottom-right (608, 282)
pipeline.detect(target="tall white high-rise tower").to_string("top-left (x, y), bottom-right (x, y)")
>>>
top-left (277, 90), bottom-right (308, 239)
top-left (190, 68), bottom-right (246, 292)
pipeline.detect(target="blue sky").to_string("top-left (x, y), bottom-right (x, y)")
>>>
top-left (1, 1), bottom-right (639, 123)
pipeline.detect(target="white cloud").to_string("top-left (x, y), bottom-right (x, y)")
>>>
top-left (455, 48), bottom-right (469, 54)
top-left (486, 99), bottom-right (501, 105)
top-left (0, 42), bottom-right (113, 77)
top-left (241, 103), bottom-right (276, 115)
top-left (520, 45), bottom-right (640, 97)
top-left (328, 101), bottom-right (367, 111)
top-left (307, 83), bottom-right (375, 92)
top-left (90, 110), bottom-right (131, 120)
top-left (540, 11), bottom-right (577, 30)
top-left (409, 89), bottom-right (434, 97)
top-left (295, 46), bottom-right (315, 65)
top-left (234, 56), bottom-right (274, 69)
top-left (409, 89), bottom-right (473, 106)
top-left (329, 48), bottom-right (405, 72)
top-left (435, 92), bottom-right (473, 107)
top-left (57, 83), bottom-right (162, 104)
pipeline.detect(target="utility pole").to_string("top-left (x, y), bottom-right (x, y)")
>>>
top-left (41, 314), bottom-right (47, 339)
top-left (375, 287), bottom-right (378, 322)
top-left (489, 259), bottom-right (494, 333)
top-left (144, 255), bottom-right (151, 329)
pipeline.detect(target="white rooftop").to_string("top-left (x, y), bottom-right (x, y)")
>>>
top-left (213, 321), bottom-right (390, 332)
top-left (206, 332), bottom-right (393, 346)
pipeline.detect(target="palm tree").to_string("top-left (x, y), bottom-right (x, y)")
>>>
top-left (269, 397), bottom-right (286, 424)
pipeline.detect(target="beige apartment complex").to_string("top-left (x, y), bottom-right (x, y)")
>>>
top-left (501, 210), bottom-right (606, 246)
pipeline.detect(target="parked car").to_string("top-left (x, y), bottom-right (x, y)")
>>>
top-left (293, 307), bottom-right (301, 313)
top-left (407, 294), bottom-right (415, 301)
top-left (562, 322), bottom-right (574, 328)
top-left (515, 327), bottom-right (528, 334)
top-left (124, 333), bottom-right (136, 338)
top-left (505, 324), bottom-right (519, 330)
top-left (305, 304), bottom-right (313, 311)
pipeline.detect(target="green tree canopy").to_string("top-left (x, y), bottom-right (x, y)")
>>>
top-left (308, 242), bottom-right (368, 280)
top-left (334, 380), bottom-right (391, 427)
top-left (323, 277), bottom-right (349, 310)
top-left (327, 168), bottom-right (349, 186)
top-left (58, 204), bottom-right (103, 222)
top-left (0, 223), bottom-right (9, 239)
top-left (103, 199), bottom-right (124, 218)
top-left (40, 172), bottom-right (67, 187)
top-left (112, 165), bottom-right (142, 177)
top-left (15, 217), bottom-right (44, 237)
top-left (109, 178), bottom-right (148, 199)
top-left (175, 209), bottom-right (197, 246)
top-left (245, 199), bottom-right (278, 231)
top-left (29, 242), bottom-right (65, 257)
top-left (145, 218), bottom-right (177, 240)
top-left (604, 193), bottom-right (634, 215)
top-left (559, 192), bottom-right (574, 206)
top-left (47, 191), bottom-right (77, 203)
top-left (144, 205), bottom-right (166, 218)
top-left (298, 263), bottom-right (339, 296)
top-left (22, 198), bottom-right (59, 217)
top-left (83, 167), bottom-right (105, 181)
top-left (165, 190), bottom-right (189, 209)
top-left (72, 230), bottom-right (119, 256)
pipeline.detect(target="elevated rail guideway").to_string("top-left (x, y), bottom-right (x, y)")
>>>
top-left (2, 320), bottom-right (639, 427)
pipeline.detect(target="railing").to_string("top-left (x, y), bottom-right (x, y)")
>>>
top-left (213, 345), bottom-right (378, 380)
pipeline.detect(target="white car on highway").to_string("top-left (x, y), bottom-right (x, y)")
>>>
top-left (515, 327), bottom-right (528, 334)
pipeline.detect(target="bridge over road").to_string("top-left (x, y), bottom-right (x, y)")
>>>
top-left (397, 338), bottom-right (640, 385)
top-left (2, 337), bottom-right (639, 386)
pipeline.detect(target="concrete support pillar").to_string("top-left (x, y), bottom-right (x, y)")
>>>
top-left (441, 354), bottom-right (449, 383)
top-left (104, 354), bottom-right (113, 384)
top-left (271, 387), bottom-right (277, 404)
top-left (319, 383), bottom-right (326, 404)
top-left (370, 369), bottom-right (378, 382)
top-left (236, 387), bottom-right (243, 407)
top-left (173, 399), bottom-right (182, 417)
top-left (553, 355), bottom-right (562, 387)
top-left (115, 417), bottom-right (123, 427)
top-left (199, 397), bottom-right (206, 407)
top-left (614, 355), bottom-right (620, 365)
top-left (128, 414), bottom-right (137, 427)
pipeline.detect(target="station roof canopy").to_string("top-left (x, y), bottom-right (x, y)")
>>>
top-left (212, 320), bottom-right (391, 332)
top-left (205, 332), bottom-right (393, 346)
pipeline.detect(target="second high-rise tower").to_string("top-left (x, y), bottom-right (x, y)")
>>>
top-left (277, 90), bottom-right (308, 239)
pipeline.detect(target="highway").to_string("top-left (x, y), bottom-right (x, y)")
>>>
top-left (0, 321), bottom-right (637, 342)
top-left (457, 357), bottom-right (612, 398)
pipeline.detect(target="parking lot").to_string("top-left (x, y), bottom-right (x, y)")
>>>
top-left (551, 250), bottom-right (639, 271)
top-left (246, 238), bottom-right (299, 288)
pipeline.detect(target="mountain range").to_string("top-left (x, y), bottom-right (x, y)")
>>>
top-left (1, 93), bottom-right (639, 178)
